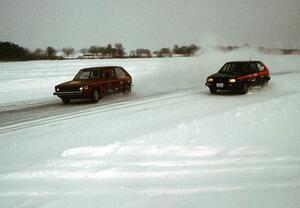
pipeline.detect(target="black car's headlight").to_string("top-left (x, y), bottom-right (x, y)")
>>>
top-left (228, 78), bottom-right (236, 83)
top-left (207, 78), bottom-right (213, 82)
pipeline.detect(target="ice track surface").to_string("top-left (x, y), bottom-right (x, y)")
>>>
top-left (1, 56), bottom-right (300, 208)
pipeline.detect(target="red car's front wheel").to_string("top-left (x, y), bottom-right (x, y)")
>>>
top-left (91, 89), bottom-right (101, 103)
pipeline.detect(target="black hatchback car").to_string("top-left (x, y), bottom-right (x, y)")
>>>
top-left (205, 61), bottom-right (270, 94)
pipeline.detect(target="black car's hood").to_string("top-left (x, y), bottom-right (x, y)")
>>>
top-left (209, 72), bottom-right (239, 79)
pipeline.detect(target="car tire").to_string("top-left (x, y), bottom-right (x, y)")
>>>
top-left (209, 87), bottom-right (217, 94)
top-left (123, 85), bottom-right (131, 94)
top-left (239, 83), bottom-right (248, 94)
top-left (91, 89), bottom-right (101, 103)
top-left (62, 98), bottom-right (71, 104)
top-left (262, 79), bottom-right (269, 87)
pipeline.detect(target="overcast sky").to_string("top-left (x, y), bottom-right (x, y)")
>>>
top-left (0, 0), bottom-right (299, 50)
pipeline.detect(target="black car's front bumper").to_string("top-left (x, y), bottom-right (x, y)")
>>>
top-left (205, 81), bottom-right (241, 91)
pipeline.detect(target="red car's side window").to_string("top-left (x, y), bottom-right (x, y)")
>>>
top-left (115, 67), bottom-right (126, 79)
top-left (103, 70), bottom-right (115, 80)
top-left (91, 69), bottom-right (101, 79)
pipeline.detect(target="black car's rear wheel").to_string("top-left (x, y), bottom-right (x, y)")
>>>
top-left (261, 79), bottom-right (269, 87)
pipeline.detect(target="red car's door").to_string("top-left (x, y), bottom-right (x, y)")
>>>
top-left (102, 69), bottom-right (119, 94)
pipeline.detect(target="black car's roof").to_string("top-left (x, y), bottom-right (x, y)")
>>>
top-left (80, 66), bottom-right (122, 71)
top-left (225, 61), bottom-right (261, 64)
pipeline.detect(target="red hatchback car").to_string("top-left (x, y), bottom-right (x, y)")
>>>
top-left (54, 66), bottom-right (132, 104)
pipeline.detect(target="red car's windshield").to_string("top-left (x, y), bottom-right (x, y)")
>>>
top-left (73, 70), bottom-right (92, 80)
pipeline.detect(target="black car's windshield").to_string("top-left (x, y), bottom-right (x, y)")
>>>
top-left (73, 70), bottom-right (92, 80)
top-left (219, 63), bottom-right (249, 75)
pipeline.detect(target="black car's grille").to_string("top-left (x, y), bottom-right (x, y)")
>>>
top-left (214, 77), bottom-right (228, 82)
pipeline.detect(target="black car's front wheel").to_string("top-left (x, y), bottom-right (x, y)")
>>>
top-left (209, 87), bottom-right (217, 94)
top-left (238, 83), bottom-right (248, 94)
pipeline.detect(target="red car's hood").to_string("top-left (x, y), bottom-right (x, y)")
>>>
top-left (57, 80), bottom-right (86, 87)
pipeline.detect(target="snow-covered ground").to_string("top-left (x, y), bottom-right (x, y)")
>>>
top-left (0, 49), bottom-right (300, 208)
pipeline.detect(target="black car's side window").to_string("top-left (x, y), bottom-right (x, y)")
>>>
top-left (256, 62), bottom-right (265, 71)
top-left (235, 64), bottom-right (248, 74)
top-left (249, 63), bottom-right (259, 74)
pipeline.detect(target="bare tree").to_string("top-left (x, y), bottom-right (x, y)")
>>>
top-left (173, 45), bottom-right (179, 54)
top-left (88, 46), bottom-right (100, 55)
top-left (46, 47), bottom-right (57, 58)
top-left (172, 44), bottom-right (199, 56)
top-left (34, 48), bottom-right (44, 56)
top-left (88, 46), bottom-right (106, 57)
top-left (187, 44), bottom-right (199, 56)
top-left (114, 43), bottom-right (125, 57)
top-left (62, 47), bottom-right (75, 57)
top-left (80, 48), bottom-right (88, 55)
top-left (136, 48), bottom-right (151, 58)
top-left (159, 48), bottom-right (172, 57)
top-left (105, 44), bottom-right (113, 57)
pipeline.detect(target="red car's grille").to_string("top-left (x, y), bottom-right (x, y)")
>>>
top-left (59, 86), bottom-right (81, 92)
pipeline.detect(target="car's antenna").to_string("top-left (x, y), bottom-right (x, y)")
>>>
top-left (249, 55), bottom-right (252, 61)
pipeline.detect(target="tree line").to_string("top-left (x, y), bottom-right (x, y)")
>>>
top-left (0, 41), bottom-right (200, 61)
top-left (0, 42), bottom-right (61, 61)
top-left (131, 44), bottom-right (199, 58)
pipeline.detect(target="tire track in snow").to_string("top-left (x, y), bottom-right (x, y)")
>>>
top-left (0, 84), bottom-right (297, 135)
top-left (1, 71), bottom-right (299, 133)
top-left (0, 90), bottom-right (201, 134)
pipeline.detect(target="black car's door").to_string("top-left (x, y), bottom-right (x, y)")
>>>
top-left (248, 63), bottom-right (260, 85)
